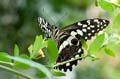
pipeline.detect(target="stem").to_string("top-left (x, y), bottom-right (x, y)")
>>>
top-left (53, 55), bottom-right (89, 68)
top-left (0, 61), bottom-right (14, 66)
top-left (0, 65), bottom-right (33, 79)
top-left (16, 74), bottom-right (19, 79)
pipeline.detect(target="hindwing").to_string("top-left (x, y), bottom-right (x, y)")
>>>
top-left (55, 32), bottom-right (84, 71)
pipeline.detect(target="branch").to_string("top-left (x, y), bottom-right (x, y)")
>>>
top-left (0, 61), bottom-right (14, 66)
top-left (0, 65), bottom-right (33, 79)
top-left (53, 55), bottom-right (89, 68)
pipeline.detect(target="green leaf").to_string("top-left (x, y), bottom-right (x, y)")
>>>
top-left (14, 54), bottom-right (30, 69)
top-left (29, 35), bottom-right (47, 59)
top-left (0, 52), bottom-right (11, 62)
top-left (6, 56), bottom-right (53, 79)
top-left (35, 70), bottom-right (46, 78)
top-left (98, 0), bottom-right (115, 12)
top-left (104, 47), bottom-right (116, 57)
top-left (28, 45), bottom-right (33, 56)
top-left (113, 13), bottom-right (120, 28)
top-left (33, 35), bottom-right (43, 55)
top-left (88, 33), bottom-right (105, 54)
top-left (80, 38), bottom-right (88, 50)
top-left (14, 44), bottom-right (19, 57)
top-left (51, 70), bottom-right (65, 76)
top-left (47, 39), bottom-right (58, 64)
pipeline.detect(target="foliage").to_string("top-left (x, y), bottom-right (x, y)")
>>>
top-left (0, 0), bottom-right (120, 79)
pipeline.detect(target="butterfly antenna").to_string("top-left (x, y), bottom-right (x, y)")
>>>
top-left (55, 12), bottom-right (68, 26)
top-left (42, 8), bottom-right (56, 24)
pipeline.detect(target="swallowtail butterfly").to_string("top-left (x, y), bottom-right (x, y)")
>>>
top-left (38, 17), bottom-right (109, 72)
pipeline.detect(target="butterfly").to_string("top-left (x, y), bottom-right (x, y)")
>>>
top-left (38, 17), bottom-right (109, 72)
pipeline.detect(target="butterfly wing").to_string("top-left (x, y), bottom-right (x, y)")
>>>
top-left (38, 17), bottom-right (109, 72)
top-left (62, 18), bottom-right (109, 40)
top-left (55, 33), bottom-right (84, 71)
top-left (55, 18), bottom-right (109, 71)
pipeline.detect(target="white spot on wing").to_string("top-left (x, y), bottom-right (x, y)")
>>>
top-left (103, 20), bottom-right (106, 23)
top-left (61, 69), bottom-right (64, 72)
top-left (97, 29), bottom-right (99, 31)
top-left (97, 25), bottom-right (100, 27)
top-left (92, 30), bottom-right (95, 33)
top-left (77, 30), bottom-right (83, 36)
top-left (101, 26), bottom-right (104, 29)
top-left (90, 25), bottom-right (95, 28)
top-left (87, 20), bottom-right (90, 25)
top-left (94, 19), bottom-right (99, 24)
top-left (38, 17), bottom-right (43, 24)
top-left (82, 29), bottom-right (87, 32)
top-left (78, 22), bottom-right (82, 26)
top-left (83, 24), bottom-right (87, 27)
top-left (63, 41), bottom-right (68, 48)
top-left (104, 24), bottom-right (107, 26)
top-left (66, 63), bottom-right (70, 66)
top-left (88, 33), bottom-right (91, 36)
top-left (59, 36), bottom-right (75, 53)
top-left (78, 49), bottom-right (81, 53)
top-left (59, 45), bottom-right (64, 53)
top-left (72, 64), bottom-right (75, 68)
top-left (87, 27), bottom-right (90, 30)
top-left (71, 31), bottom-right (77, 37)
top-left (66, 36), bottom-right (74, 45)
top-left (75, 55), bottom-right (79, 58)
top-left (85, 37), bottom-right (87, 39)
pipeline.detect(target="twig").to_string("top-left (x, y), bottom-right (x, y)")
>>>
top-left (0, 65), bottom-right (33, 79)
top-left (0, 61), bottom-right (14, 66)
top-left (53, 55), bottom-right (89, 68)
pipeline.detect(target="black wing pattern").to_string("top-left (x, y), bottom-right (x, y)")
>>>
top-left (38, 17), bottom-right (109, 72)
top-left (55, 32), bottom-right (84, 71)
top-left (63, 18), bottom-right (109, 41)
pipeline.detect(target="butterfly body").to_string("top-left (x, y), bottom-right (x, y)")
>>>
top-left (38, 17), bottom-right (109, 72)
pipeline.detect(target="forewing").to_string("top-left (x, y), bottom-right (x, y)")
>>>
top-left (62, 18), bottom-right (109, 40)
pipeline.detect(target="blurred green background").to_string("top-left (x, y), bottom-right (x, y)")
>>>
top-left (0, 0), bottom-right (120, 79)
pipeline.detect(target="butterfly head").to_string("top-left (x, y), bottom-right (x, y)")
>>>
top-left (38, 17), bottom-right (53, 39)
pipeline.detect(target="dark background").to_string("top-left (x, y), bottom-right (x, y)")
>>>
top-left (0, 0), bottom-right (108, 54)
top-left (0, 0), bottom-right (120, 79)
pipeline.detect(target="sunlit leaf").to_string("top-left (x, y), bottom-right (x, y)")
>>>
top-left (35, 70), bottom-right (46, 78)
top-left (104, 47), bottom-right (116, 57)
top-left (33, 35), bottom-right (43, 55)
top-left (47, 39), bottom-right (58, 64)
top-left (51, 70), bottom-right (65, 76)
top-left (113, 13), bottom-right (120, 28)
top-left (80, 38), bottom-right (88, 50)
top-left (88, 33), bottom-right (105, 54)
top-left (28, 45), bottom-right (33, 56)
top-left (14, 44), bottom-right (19, 57)
top-left (29, 35), bottom-right (47, 59)
top-left (0, 52), bottom-right (11, 62)
top-left (98, 0), bottom-right (115, 12)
